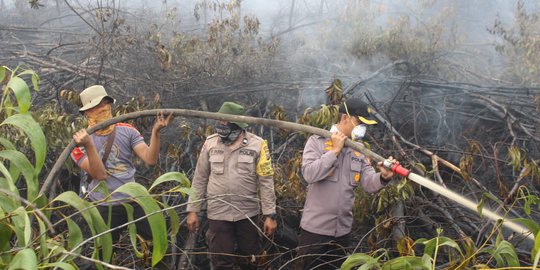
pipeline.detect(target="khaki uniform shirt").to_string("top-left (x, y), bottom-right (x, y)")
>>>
top-left (187, 132), bottom-right (276, 221)
top-left (300, 134), bottom-right (386, 237)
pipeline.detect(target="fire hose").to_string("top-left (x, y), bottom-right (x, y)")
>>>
top-left (39, 108), bottom-right (534, 241)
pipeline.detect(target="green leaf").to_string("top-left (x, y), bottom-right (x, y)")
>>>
top-left (16, 69), bottom-right (40, 92)
top-left (7, 248), bottom-right (37, 270)
top-left (47, 239), bottom-right (67, 262)
top-left (0, 150), bottom-right (37, 201)
top-left (512, 218), bottom-right (540, 237)
top-left (0, 139), bottom-right (19, 184)
top-left (485, 240), bottom-right (520, 267)
top-left (461, 236), bottom-right (477, 264)
top-left (500, 243), bottom-right (520, 266)
top-left (114, 182), bottom-right (167, 266)
top-left (37, 217), bottom-right (48, 262)
top-left (149, 171), bottom-right (191, 191)
top-left (524, 198), bottom-right (531, 215)
top-left (1, 113), bottom-right (46, 174)
top-left (42, 262), bottom-right (77, 270)
top-left (15, 69), bottom-right (36, 77)
top-left (0, 138), bottom-right (16, 150)
top-left (421, 254), bottom-right (433, 269)
top-left (484, 247), bottom-right (503, 266)
top-left (0, 162), bottom-right (19, 200)
top-left (53, 191), bottom-right (112, 263)
top-left (123, 203), bottom-right (144, 258)
top-left (66, 217), bottom-right (83, 255)
top-left (416, 236), bottom-right (462, 259)
top-left (171, 186), bottom-right (194, 198)
top-left (31, 73), bottom-right (39, 92)
top-left (533, 230), bottom-right (540, 267)
top-left (6, 77), bottom-right (31, 114)
top-left (0, 66), bottom-right (5, 82)
top-left (11, 207), bottom-right (31, 247)
top-left (341, 253), bottom-right (379, 270)
top-left (0, 221), bottom-right (13, 253)
top-left (435, 237), bottom-right (462, 257)
top-left (0, 186), bottom-right (18, 213)
top-left (382, 256), bottom-right (429, 270)
top-left (420, 237), bottom-right (437, 258)
top-left (477, 195), bottom-right (485, 217)
top-left (167, 205), bottom-right (181, 238)
top-left (34, 194), bottom-right (49, 220)
top-left (484, 192), bottom-right (504, 207)
top-left (94, 181), bottom-right (111, 199)
top-left (413, 238), bottom-right (428, 245)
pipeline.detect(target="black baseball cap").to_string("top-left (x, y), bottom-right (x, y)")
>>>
top-left (338, 98), bottom-right (378, 125)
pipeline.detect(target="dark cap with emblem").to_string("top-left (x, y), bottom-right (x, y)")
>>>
top-left (217, 102), bottom-right (249, 128)
top-left (338, 98), bottom-right (378, 125)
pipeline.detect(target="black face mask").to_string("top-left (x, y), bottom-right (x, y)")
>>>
top-left (215, 122), bottom-right (243, 145)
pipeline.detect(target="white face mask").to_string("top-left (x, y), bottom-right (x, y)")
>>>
top-left (351, 124), bottom-right (367, 141)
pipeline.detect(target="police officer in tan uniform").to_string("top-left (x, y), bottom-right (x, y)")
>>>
top-left (186, 102), bottom-right (277, 270)
top-left (297, 98), bottom-right (395, 269)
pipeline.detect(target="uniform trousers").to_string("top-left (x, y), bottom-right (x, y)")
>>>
top-left (206, 216), bottom-right (261, 270)
top-left (296, 229), bottom-right (350, 270)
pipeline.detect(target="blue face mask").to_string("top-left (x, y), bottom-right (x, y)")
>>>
top-left (351, 124), bottom-right (367, 141)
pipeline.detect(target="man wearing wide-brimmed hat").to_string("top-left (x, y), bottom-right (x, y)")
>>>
top-left (186, 101), bottom-right (277, 270)
top-left (70, 85), bottom-right (174, 264)
top-left (297, 98), bottom-right (396, 269)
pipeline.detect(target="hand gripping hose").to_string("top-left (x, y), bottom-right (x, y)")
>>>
top-left (383, 159), bottom-right (410, 177)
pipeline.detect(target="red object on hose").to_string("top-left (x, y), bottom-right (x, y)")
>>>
top-left (383, 160), bottom-right (410, 177)
top-left (391, 163), bottom-right (410, 177)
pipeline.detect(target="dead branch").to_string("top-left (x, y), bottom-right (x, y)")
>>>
top-left (467, 92), bottom-right (540, 142)
top-left (414, 196), bottom-right (476, 239)
top-left (370, 107), bottom-right (495, 195)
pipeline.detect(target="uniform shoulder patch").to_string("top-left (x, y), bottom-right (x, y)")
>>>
top-left (324, 139), bottom-right (334, 151)
top-left (256, 140), bottom-right (274, 176)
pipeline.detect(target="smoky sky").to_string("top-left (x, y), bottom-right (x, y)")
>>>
top-left (2, 0), bottom-right (538, 107)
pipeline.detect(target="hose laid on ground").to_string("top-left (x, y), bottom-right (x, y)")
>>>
top-left (39, 108), bottom-right (534, 241)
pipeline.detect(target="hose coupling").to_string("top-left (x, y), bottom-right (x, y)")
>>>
top-left (383, 159), bottom-right (410, 177)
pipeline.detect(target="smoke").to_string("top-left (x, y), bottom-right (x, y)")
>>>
top-left (1, 1), bottom-right (533, 79)
top-left (1, 0), bottom-right (538, 127)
